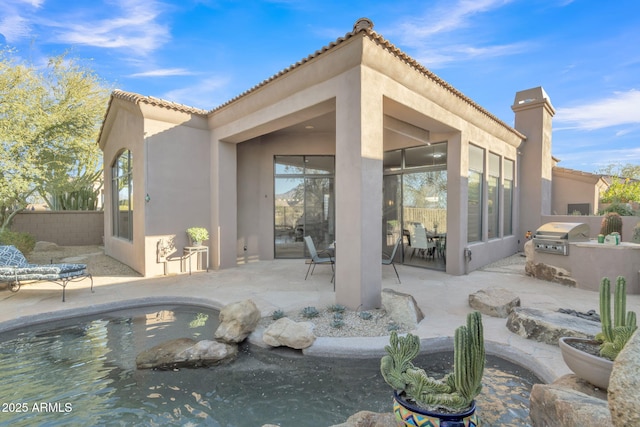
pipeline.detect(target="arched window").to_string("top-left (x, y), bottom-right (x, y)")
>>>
top-left (112, 150), bottom-right (133, 240)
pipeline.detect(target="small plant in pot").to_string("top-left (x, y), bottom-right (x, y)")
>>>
top-left (186, 227), bottom-right (209, 246)
top-left (559, 276), bottom-right (637, 389)
top-left (380, 311), bottom-right (484, 427)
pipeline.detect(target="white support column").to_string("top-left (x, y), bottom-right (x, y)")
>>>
top-left (334, 70), bottom-right (383, 309)
top-left (211, 138), bottom-right (237, 269)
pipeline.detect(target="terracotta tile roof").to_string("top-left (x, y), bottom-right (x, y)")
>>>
top-left (211, 18), bottom-right (524, 138)
top-left (110, 89), bottom-right (208, 115)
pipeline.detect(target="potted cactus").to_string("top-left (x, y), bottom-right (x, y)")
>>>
top-left (559, 276), bottom-right (637, 389)
top-left (380, 311), bottom-right (484, 427)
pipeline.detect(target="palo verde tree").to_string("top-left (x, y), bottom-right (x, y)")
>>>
top-left (0, 49), bottom-right (111, 231)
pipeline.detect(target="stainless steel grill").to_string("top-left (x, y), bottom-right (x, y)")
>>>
top-left (533, 222), bottom-right (590, 255)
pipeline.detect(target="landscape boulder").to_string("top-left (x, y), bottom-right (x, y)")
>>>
top-left (135, 338), bottom-right (237, 369)
top-left (214, 299), bottom-right (261, 343)
top-left (506, 307), bottom-right (601, 345)
top-left (381, 288), bottom-right (424, 329)
top-left (262, 317), bottom-right (316, 349)
top-left (608, 329), bottom-right (640, 426)
top-left (529, 381), bottom-right (611, 426)
top-left (468, 287), bottom-right (520, 318)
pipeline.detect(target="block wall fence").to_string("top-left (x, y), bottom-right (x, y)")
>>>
top-left (12, 211), bottom-right (104, 246)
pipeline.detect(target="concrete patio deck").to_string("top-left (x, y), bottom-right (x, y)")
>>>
top-left (1, 253), bottom-right (638, 384)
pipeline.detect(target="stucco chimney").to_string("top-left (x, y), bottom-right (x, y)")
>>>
top-left (511, 87), bottom-right (555, 250)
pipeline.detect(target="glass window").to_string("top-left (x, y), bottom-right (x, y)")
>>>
top-left (274, 156), bottom-right (335, 258)
top-left (503, 158), bottom-right (514, 235)
top-left (112, 150), bottom-right (133, 241)
top-left (383, 150), bottom-right (402, 171)
top-left (468, 145), bottom-right (484, 243)
top-left (488, 152), bottom-right (500, 239)
top-left (383, 142), bottom-right (448, 271)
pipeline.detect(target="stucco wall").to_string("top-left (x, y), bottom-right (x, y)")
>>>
top-left (12, 211), bottom-right (104, 246)
top-left (552, 173), bottom-right (599, 215)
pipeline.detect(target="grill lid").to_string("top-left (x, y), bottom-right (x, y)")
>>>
top-left (534, 222), bottom-right (590, 241)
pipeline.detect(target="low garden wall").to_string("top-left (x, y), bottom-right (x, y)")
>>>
top-left (12, 211), bottom-right (104, 246)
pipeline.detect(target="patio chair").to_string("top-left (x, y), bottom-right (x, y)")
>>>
top-left (303, 236), bottom-right (334, 283)
top-left (408, 223), bottom-right (435, 260)
top-left (0, 245), bottom-right (93, 302)
top-left (382, 236), bottom-right (402, 284)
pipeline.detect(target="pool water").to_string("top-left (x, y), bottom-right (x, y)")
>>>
top-left (0, 305), bottom-right (539, 426)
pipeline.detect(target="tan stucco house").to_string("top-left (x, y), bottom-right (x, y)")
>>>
top-left (98, 18), bottom-right (564, 309)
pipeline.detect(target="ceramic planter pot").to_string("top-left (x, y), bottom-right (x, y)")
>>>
top-left (558, 337), bottom-right (613, 390)
top-left (393, 391), bottom-right (480, 427)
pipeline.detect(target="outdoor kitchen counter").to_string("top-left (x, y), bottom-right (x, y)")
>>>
top-left (532, 240), bottom-right (640, 294)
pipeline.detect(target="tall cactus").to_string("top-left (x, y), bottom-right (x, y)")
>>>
top-left (600, 212), bottom-right (623, 239)
top-left (381, 311), bottom-right (485, 412)
top-left (595, 276), bottom-right (638, 360)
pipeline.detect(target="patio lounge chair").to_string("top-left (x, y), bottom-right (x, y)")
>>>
top-left (0, 245), bottom-right (93, 302)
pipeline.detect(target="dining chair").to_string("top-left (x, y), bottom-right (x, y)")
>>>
top-left (382, 236), bottom-right (402, 283)
top-left (303, 236), bottom-right (334, 282)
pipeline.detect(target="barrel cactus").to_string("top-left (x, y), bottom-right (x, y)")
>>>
top-left (380, 311), bottom-right (485, 413)
top-left (600, 212), bottom-right (623, 239)
top-left (595, 276), bottom-right (637, 360)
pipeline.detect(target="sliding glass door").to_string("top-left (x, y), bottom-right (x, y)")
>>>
top-left (274, 156), bottom-right (334, 258)
top-left (383, 143), bottom-right (448, 270)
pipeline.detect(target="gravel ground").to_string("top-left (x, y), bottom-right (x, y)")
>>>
top-left (259, 306), bottom-right (410, 338)
top-left (26, 243), bottom-right (141, 277)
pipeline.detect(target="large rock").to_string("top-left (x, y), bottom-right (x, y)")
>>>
top-left (608, 329), bottom-right (640, 426)
top-left (468, 287), bottom-right (520, 318)
top-left (525, 261), bottom-right (577, 287)
top-left (529, 382), bottom-right (611, 426)
top-left (506, 307), bottom-right (601, 345)
top-left (381, 288), bottom-right (424, 329)
top-left (136, 338), bottom-right (238, 369)
top-left (329, 410), bottom-right (396, 427)
top-left (214, 299), bottom-right (261, 343)
top-left (175, 340), bottom-right (238, 366)
top-left (262, 318), bottom-right (316, 349)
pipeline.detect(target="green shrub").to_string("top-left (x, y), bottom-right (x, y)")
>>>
top-left (599, 203), bottom-right (635, 216)
top-left (271, 309), bottom-right (286, 320)
top-left (301, 306), bottom-right (319, 319)
top-left (327, 304), bottom-right (346, 313)
top-left (359, 311), bottom-right (373, 320)
top-left (0, 230), bottom-right (36, 255)
top-left (633, 222), bottom-right (640, 244)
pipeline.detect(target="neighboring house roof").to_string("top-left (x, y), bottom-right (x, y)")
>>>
top-left (553, 166), bottom-right (609, 186)
top-left (98, 18), bottom-right (524, 144)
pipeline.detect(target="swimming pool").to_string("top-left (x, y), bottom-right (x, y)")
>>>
top-left (0, 304), bottom-right (539, 426)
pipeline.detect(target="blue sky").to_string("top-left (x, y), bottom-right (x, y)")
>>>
top-left (1, 0), bottom-right (639, 173)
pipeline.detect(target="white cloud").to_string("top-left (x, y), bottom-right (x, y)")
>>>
top-left (555, 89), bottom-right (640, 130)
top-left (0, 14), bottom-right (30, 42)
top-left (48, 0), bottom-right (170, 55)
top-left (162, 76), bottom-right (232, 110)
top-left (128, 68), bottom-right (194, 77)
top-left (384, 0), bottom-right (527, 67)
